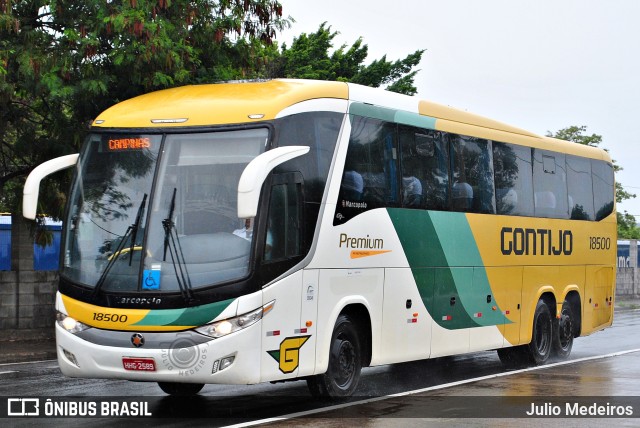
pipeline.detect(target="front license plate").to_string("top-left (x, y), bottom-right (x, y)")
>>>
top-left (122, 357), bottom-right (156, 372)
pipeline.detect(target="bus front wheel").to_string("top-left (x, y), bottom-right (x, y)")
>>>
top-left (157, 381), bottom-right (205, 396)
top-left (307, 314), bottom-right (362, 399)
top-left (526, 299), bottom-right (553, 365)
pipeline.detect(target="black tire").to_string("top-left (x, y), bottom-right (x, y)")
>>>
top-left (525, 299), bottom-right (553, 365)
top-left (157, 382), bottom-right (205, 396)
top-left (552, 300), bottom-right (574, 359)
top-left (307, 314), bottom-right (362, 400)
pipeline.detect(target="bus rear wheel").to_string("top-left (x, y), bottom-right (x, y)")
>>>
top-left (552, 300), bottom-right (574, 359)
top-left (307, 314), bottom-right (362, 400)
top-left (157, 382), bottom-right (205, 396)
top-left (526, 299), bottom-right (553, 365)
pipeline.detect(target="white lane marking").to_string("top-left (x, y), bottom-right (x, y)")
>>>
top-left (0, 359), bottom-right (57, 368)
top-left (222, 348), bottom-right (640, 428)
top-left (0, 371), bottom-right (18, 375)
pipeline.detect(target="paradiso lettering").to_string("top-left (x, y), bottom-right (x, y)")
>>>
top-left (501, 227), bottom-right (573, 256)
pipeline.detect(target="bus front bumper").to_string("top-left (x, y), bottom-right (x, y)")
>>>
top-left (55, 322), bottom-right (262, 384)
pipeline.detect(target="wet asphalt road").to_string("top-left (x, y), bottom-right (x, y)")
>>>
top-left (1, 309), bottom-right (639, 427)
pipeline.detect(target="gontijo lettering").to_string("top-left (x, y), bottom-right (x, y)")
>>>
top-left (501, 227), bottom-right (573, 256)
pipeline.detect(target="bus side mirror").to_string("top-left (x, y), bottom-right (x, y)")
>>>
top-left (237, 146), bottom-right (309, 219)
top-left (23, 154), bottom-right (79, 220)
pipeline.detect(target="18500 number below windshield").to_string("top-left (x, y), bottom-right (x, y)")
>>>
top-left (62, 129), bottom-right (268, 294)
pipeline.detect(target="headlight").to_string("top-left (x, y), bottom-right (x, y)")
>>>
top-left (56, 311), bottom-right (91, 334)
top-left (196, 300), bottom-right (274, 339)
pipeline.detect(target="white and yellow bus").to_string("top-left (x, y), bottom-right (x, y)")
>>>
top-left (23, 79), bottom-right (616, 397)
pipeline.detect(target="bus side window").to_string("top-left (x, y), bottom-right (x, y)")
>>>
top-left (398, 126), bottom-right (449, 210)
top-left (450, 135), bottom-right (495, 214)
top-left (264, 182), bottom-right (301, 262)
top-left (592, 160), bottom-right (614, 220)
top-left (533, 150), bottom-right (568, 219)
top-left (493, 142), bottom-right (534, 217)
top-left (334, 116), bottom-right (398, 225)
top-left (566, 155), bottom-right (595, 220)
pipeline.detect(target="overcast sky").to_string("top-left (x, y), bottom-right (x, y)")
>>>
top-left (277, 0), bottom-right (640, 218)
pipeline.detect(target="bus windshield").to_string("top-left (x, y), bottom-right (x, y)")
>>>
top-left (62, 129), bottom-right (268, 294)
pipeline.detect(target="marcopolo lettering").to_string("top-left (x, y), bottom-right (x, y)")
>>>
top-left (500, 227), bottom-right (573, 256)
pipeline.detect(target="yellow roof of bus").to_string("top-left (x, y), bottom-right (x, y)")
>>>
top-left (93, 79), bottom-right (349, 128)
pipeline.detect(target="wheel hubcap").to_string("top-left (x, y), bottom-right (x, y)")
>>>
top-left (335, 339), bottom-right (355, 387)
top-left (558, 310), bottom-right (572, 349)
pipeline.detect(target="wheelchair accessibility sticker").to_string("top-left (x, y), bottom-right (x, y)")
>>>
top-left (142, 265), bottom-right (161, 290)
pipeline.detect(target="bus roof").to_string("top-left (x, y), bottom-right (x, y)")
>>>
top-left (93, 79), bottom-right (349, 128)
top-left (92, 79), bottom-right (611, 163)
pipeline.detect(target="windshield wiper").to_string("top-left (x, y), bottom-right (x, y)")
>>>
top-left (162, 188), bottom-right (195, 303)
top-left (92, 194), bottom-right (147, 299)
top-left (129, 193), bottom-right (147, 266)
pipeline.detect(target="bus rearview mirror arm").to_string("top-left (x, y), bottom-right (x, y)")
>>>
top-left (237, 146), bottom-right (310, 219)
top-left (23, 154), bottom-right (80, 220)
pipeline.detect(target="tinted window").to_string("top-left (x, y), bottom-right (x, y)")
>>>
top-left (493, 143), bottom-right (534, 216)
top-left (275, 112), bottom-right (342, 203)
top-left (334, 116), bottom-right (398, 224)
top-left (567, 155), bottom-right (595, 220)
top-left (592, 160), bottom-right (615, 220)
top-left (399, 126), bottom-right (449, 210)
top-left (533, 150), bottom-right (568, 219)
top-left (275, 111), bottom-right (342, 255)
top-left (450, 135), bottom-right (495, 213)
top-left (264, 182), bottom-right (301, 262)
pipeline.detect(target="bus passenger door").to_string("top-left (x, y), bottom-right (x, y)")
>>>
top-left (298, 269), bottom-right (319, 377)
top-left (259, 173), bottom-right (309, 382)
top-left (261, 271), bottom-right (304, 382)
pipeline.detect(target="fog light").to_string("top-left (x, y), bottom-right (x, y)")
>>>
top-left (62, 348), bottom-right (80, 368)
top-left (211, 354), bottom-right (235, 374)
top-left (220, 356), bottom-right (235, 371)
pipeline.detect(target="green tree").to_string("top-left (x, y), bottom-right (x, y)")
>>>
top-left (547, 125), bottom-right (638, 238)
top-left (0, 11), bottom-right (425, 221)
top-left (270, 23), bottom-right (424, 95)
top-left (0, 0), bottom-right (288, 216)
top-left (618, 211), bottom-right (640, 239)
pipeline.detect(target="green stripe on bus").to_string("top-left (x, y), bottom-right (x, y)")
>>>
top-left (388, 209), bottom-right (508, 329)
top-left (349, 103), bottom-right (396, 122)
top-left (132, 299), bottom-right (234, 327)
top-left (348, 103), bottom-right (437, 130)
top-left (394, 110), bottom-right (436, 130)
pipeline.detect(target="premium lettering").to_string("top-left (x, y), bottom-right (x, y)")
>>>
top-left (339, 233), bottom-right (384, 250)
top-left (501, 227), bottom-right (572, 256)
